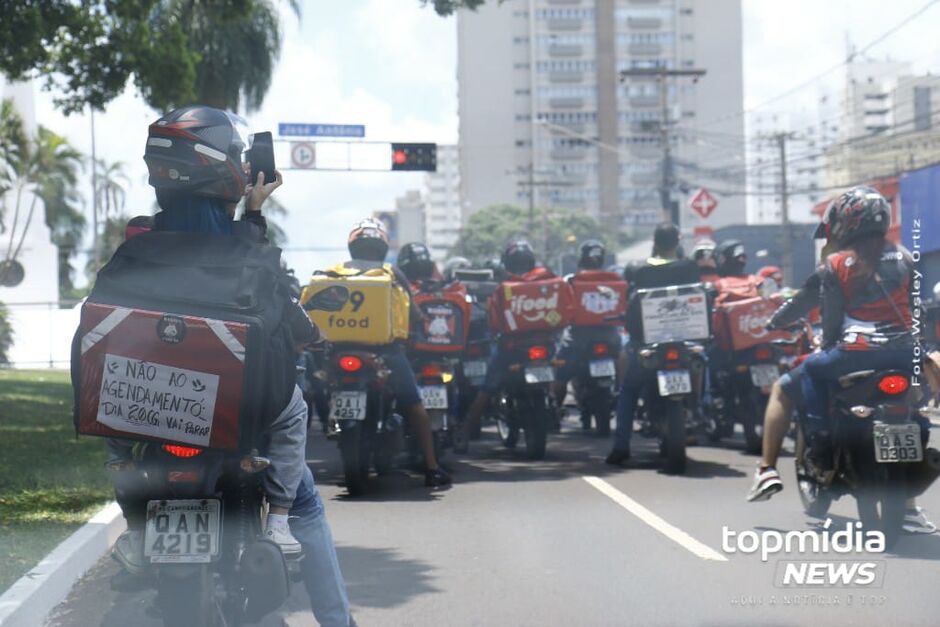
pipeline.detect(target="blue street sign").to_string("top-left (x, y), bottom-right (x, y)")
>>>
top-left (278, 123), bottom-right (365, 138)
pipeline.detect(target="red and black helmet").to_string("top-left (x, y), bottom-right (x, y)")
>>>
top-left (821, 186), bottom-right (890, 246)
top-left (144, 105), bottom-right (249, 203)
top-left (348, 218), bottom-right (389, 262)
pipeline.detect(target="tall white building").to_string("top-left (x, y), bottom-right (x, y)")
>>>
top-left (395, 189), bottom-right (426, 249)
top-left (457, 0), bottom-right (745, 239)
top-left (423, 145), bottom-right (462, 262)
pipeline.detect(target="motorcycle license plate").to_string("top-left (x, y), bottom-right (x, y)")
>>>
top-left (144, 499), bottom-right (220, 564)
top-left (330, 391), bottom-right (367, 421)
top-left (657, 370), bottom-right (691, 396)
top-left (420, 385), bottom-right (448, 409)
top-left (873, 422), bottom-right (923, 463)
top-left (463, 360), bottom-right (487, 378)
top-left (589, 359), bottom-right (616, 378)
top-left (750, 364), bottom-right (779, 388)
top-left (525, 366), bottom-right (555, 384)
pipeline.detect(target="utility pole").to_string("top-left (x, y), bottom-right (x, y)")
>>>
top-left (774, 132), bottom-right (795, 284)
top-left (619, 67), bottom-right (706, 228)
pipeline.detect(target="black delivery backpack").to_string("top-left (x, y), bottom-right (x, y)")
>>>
top-left (72, 231), bottom-right (297, 451)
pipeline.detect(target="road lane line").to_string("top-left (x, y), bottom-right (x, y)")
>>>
top-left (583, 476), bottom-right (728, 562)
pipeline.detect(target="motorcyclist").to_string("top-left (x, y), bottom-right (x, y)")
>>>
top-left (455, 238), bottom-right (555, 451)
top-left (692, 238), bottom-right (720, 285)
top-left (443, 256), bottom-right (473, 282)
top-left (552, 240), bottom-right (623, 416)
top-left (106, 105), bottom-right (352, 625)
top-left (801, 187), bottom-right (917, 448)
top-left (757, 265), bottom-right (784, 291)
top-left (606, 223), bottom-right (701, 466)
top-left (746, 188), bottom-right (936, 534)
top-left (343, 222), bottom-right (452, 488)
top-left (398, 241), bottom-right (441, 285)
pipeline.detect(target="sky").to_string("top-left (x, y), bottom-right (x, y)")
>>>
top-left (24, 0), bottom-right (940, 282)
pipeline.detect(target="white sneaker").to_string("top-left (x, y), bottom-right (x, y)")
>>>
top-left (903, 506), bottom-right (938, 534)
top-left (264, 524), bottom-right (302, 556)
top-left (747, 465), bottom-right (783, 502)
top-left (112, 529), bottom-right (146, 575)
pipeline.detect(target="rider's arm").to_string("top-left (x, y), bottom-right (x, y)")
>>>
top-left (768, 270), bottom-right (821, 329)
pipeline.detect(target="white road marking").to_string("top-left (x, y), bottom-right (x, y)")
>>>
top-left (583, 476), bottom-right (728, 562)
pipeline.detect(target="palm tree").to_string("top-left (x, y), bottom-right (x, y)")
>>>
top-left (33, 127), bottom-right (85, 297)
top-left (88, 159), bottom-right (128, 277)
top-left (153, 0), bottom-right (301, 112)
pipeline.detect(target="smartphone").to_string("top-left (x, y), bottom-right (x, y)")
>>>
top-left (248, 131), bottom-right (276, 186)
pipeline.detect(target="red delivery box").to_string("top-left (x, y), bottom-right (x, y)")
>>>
top-left (411, 288), bottom-right (471, 353)
top-left (76, 302), bottom-right (249, 450)
top-left (713, 296), bottom-right (792, 352)
top-left (489, 277), bottom-right (574, 334)
top-left (569, 273), bottom-right (628, 327)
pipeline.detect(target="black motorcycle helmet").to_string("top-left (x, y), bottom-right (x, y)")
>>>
top-left (398, 242), bottom-right (435, 282)
top-left (443, 256), bottom-right (472, 281)
top-left (578, 239), bottom-right (606, 270)
top-left (715, 239), bottom-right (747, 277)
top-left (501, 239), bottom-right (536, 276)
top-left (144, 105), bottom-right (249, 203)
top-left (822, 186), bottom-right (890, 246)
top-left (348, 218), bottom-right (389, 262)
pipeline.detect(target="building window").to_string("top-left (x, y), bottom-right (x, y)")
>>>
top-left (914, 86), bottom-right (932, 131)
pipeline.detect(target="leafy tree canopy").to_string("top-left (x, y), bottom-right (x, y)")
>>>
top-left (421, 0), bottom-right (492, 16)
top-left (450, 204), bottom-right (624, 264)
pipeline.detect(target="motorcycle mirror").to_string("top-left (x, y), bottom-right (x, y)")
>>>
top-left (304, 285), bottom-right (350, 312)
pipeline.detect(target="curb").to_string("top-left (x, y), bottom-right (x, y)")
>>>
top-left (0, 502), bottom-right (126, 627)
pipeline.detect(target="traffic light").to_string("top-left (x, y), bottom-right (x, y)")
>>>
top-left (390, 143), bottom-right (437, 172)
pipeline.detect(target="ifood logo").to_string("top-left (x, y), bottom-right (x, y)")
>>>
top-left (722, 520), bottom-right (886, 588)
top-left (738, 311), bottom-right (771, 339)
top-left (510, 291), bottom-right (560, 322)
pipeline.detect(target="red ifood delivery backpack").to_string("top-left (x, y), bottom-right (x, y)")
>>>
top-left (71, 232), bottom-right (297, 451)
top-left (568, 270), bottom-right (628, 327)
top-left (410, 281), bottom-right (472, 353)
top-left (713, 296), bottom-right (792, 352)
top-left (488, 269), bottom-right (574, 334)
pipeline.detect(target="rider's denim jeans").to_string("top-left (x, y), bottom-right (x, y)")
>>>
top-left (290, 465), bottom-right (353, 627)
top-left (613, 346), bottom-right (641, 451)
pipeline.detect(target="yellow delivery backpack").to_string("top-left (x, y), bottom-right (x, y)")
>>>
top-left (301, 263), bottom-right (410, 345)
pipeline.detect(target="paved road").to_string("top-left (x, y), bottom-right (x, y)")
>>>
top-left (47, 414), bottom-right (940, 626)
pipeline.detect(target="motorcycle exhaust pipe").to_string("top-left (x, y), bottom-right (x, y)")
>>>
top-left (907, 447), bottom-right (940, 498)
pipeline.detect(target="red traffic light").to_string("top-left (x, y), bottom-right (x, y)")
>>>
top-left (390, 143), bottom-right (437, 171)
top-left (393, 149), bottom-right (408, 166)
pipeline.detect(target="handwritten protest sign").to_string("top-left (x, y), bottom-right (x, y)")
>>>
top-left (96, 353), bottom-right (220, 447)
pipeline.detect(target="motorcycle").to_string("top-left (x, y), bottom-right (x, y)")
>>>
top-left (408, 352), bottom-right (459, 462)
top-left (795, 368), bottom-right (940, 548)
top-left (568, 328), bottom-right (621, 436)
top-left (107, 445), bottom-right (297, 626)
top-left (491, 332), bottom-right (558, 460)
top-left (634, 340), bottom-right (706, 474)
top-left (453, 268), bottom-right (499, 437)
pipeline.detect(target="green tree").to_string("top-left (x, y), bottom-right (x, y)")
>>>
top-left (0, 302), bottom-right (12, 365)
top-left (421, 0), bottom-right (494, 16)
top-left (450, 204), bottom-right (623, 264)
top-left (0, 0), bottom-right (298, 114)
top-left (87, 159), bottom-right (128, 278)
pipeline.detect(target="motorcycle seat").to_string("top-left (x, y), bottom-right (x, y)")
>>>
top-left (837, 370), bottom-right (877, 388)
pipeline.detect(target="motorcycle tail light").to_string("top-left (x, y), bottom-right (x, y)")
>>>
top-left (421, 364), bottom-right (442, 378)
top-left (664, 348), bottom-right (680, 361)
top-left (592, 343), bottom-right (609, 357)
top-left (339, 355), bottom-right (363, 372)
top-left (528, 345), bottom-right (548, 361)
top-left (754, 347), bottom-right (772, 361)
top-left (878, 374), bottom-right (909, 395)
top-left (162, 444), bottom-right (203, 458)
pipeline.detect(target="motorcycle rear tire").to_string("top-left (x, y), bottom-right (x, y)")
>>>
top-left (156, 565), bottom-right (215, 627)
top-left (592, 394), bottom-right (612, 437)
top-left (794, 427), bottom-right (832, 519)
top-left (856, 464), bottom-right (907, 550)
top-left (739, 388), bottom-right (765, 455)
top-left (663, 401), bottom-right (687, 474)
top-left (524, 400), bottom-right (548, 461)
top-left (339, 425), bottom-right (368, 496)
